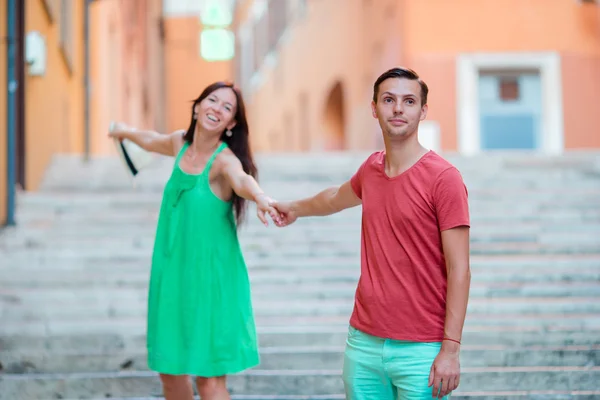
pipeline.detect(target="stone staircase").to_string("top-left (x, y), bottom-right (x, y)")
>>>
top-left (1, 151), bottom-right (600, 399)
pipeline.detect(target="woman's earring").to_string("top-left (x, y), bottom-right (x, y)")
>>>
top-left (226, 129), bottom-right (233, 137)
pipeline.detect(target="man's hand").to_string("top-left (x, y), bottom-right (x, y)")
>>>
top-left (254, 194), bottom-right (281, 227)
top-left (428, 347), bottom-right (460, 398)
top-left (270, 201), bottom-right (298, 227)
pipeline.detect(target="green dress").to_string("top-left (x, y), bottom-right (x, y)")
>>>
top-left (146, 141), bottom-right (259, 376)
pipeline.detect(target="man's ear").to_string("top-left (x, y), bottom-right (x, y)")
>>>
top-left (420, 104), bottom-right (428, 121)
top-left (371, 101), bottom-right (377, 119)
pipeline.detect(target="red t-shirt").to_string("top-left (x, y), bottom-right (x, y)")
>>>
top-left (349, 150), bottom-right (470, 341)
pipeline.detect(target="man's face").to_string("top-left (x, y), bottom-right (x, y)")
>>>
top-left (371, 77), bottom-right (428, 140)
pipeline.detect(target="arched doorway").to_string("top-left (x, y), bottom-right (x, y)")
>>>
top-left (322, 81), bottom-right (345, 151)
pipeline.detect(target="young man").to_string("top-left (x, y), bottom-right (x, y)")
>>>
top-left (271, 67), bottom-right (471, 399)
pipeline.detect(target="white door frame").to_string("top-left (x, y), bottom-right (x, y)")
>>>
top-left (456, 52), bottom-right (564, 155)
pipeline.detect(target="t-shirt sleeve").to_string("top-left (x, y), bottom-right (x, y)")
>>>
top-left (433, 167), bottom-right (470, 231)
top-left (350, 156), bottom-right (371, 200)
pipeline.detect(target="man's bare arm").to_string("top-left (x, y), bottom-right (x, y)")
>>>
top-left (428, 225), bottom-right (470, 397)
top-left (441, 225), bottom-right (471, 352)
top-left (291, 180), bottom-right (361, 217)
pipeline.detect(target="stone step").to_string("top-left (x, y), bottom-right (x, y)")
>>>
top-left (12, 189), bottom-right (600, 203)
top-left (14, 201), bottom-right (600, 214)
top-left (2, 269), bottom-right (599, 290)
top-left (2, 330), bottom-right (597, 355)
top-left (61, 393), bottom-right (600, 400)
top-left (1, 367), bottom-right (599, 399)
top-left (12, 201), bottom-right (600, 214)
top-left (3, 315), bottom-right (600, 337)
top-left (2, 345), bottom-right (599, 373)
top-left (2, 297), bottom-right (600, 322)
top-left (3, 232), bottom-right (600, 252)
top-left (2, 282), bottom-right (599, 301)
top-left (3, 258), bottom-right (600, 275)
top-left (38, 168), bottom-right (600, 187)
top-left (17, 189), bottom-right (600, 201)
top-left (3, 245), bottom-right (600, 261)
top-left (2, 253), bottom-right (599, 267)
top-left (3, 225), bottom-right (600, 246)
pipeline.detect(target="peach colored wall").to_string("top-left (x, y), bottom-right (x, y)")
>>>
top-left (403, 0), bottom-right (600, 55)
top-left (407, 55), bottom-right (456, 151)
top-left (402, 0), bottom-right (600, 151)
top-left (234, 0), bottom-right (599, 152)
top-left (25, 0), bottom-right (85, 190)
top-left (89, 0), bottom-right (165, 155)
top-left (562, 53), bottom-right (600, 149)
top-left (235, 0), bottom-right (404, 153)
top-left (163, 17), bottom-right (234, 133)
top-left (0, 0), bottom-right (6, 224)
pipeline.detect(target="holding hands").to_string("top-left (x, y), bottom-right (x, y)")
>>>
top-left (268, 200), bottom-right (297, 227)
top-left (254, 196), bottom-right (296, 228)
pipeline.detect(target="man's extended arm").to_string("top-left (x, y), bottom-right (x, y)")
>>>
top-left (272, 180), bottom-right (361, 226)
top-left (291, 180), bottom-right (361, 217)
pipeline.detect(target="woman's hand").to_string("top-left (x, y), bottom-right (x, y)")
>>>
top-left (107, 122), bottom-right (131, 141)
top-left (254, 193), bottom-right (281, 227)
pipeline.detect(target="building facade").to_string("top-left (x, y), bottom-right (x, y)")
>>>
top-left (2, 0), bottom-right (599, 226)
top-left (1, 0), bottom-right (165, 226)
top-left (233, 0), bottom-right (600, 154)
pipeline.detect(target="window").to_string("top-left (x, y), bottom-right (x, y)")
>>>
top-left (499, 78), bottom-right (520, 101)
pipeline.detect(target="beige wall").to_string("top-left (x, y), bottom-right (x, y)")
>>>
top-left (0, 0), bottom-right (6, 224)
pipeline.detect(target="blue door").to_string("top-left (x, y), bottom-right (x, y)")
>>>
top-left (478, 73), bottom-right (542, 150)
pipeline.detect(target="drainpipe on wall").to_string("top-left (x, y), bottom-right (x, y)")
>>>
top-left (83, 0), bottom-right (92, 161)
top-left (5, 0), bottom-right (17, 226)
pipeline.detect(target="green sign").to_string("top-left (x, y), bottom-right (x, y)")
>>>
top-left (200, 28), bottom-right (235, 61)
top-left (201, 0), bottom-right (233, 27)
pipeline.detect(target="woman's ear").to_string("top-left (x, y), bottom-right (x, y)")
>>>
top-left (227, 121), bottom-right (237, 131)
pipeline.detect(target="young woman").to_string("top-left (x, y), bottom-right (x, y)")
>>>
top-left (109, 82), bottom-right (280, 400)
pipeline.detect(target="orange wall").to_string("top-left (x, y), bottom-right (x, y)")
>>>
top-left (235, 0), bottom-right (600, 152)
top-left (0, 0), bottom-right (7, 224)
top-left (408, 55), bottom-right (456, 152)
top-left (89, 0), bottom-right (165, 155)
top-left (402, 0), bottom-right (600, 151)
top-left (562, 53), bottom-right (600, 149)
top-left (163, 16), bottom-right (233, 133)
top-left (403, 0), bottom-right (600, 55)
top-left (235, 0), bottom-right (404, 153)
top-left (25, 0), bottom-right (85, 190)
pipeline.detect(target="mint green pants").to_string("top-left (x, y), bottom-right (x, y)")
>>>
top-left (342, 326), bottom-right (450, 400)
